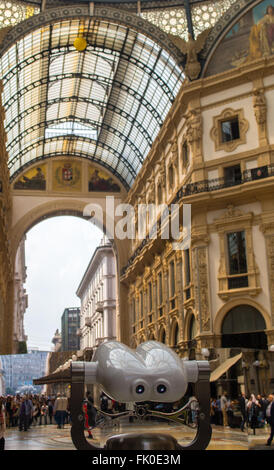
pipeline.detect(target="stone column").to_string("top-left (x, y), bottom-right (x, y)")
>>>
top-left (191, 234), bottom-right (213, 350)
top-left (175, 250), bottom-right (184, 343)
top-left (163, 259), bottom-right (169, 344)
top-left (260, 222), bottom-right (274, 344)
top-left (118, 280), bottom-right (130, 345)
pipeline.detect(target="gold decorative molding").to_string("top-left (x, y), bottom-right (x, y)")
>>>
top-left (210, 107), bottom-right (249, 153)
top-left (192, 246), bottom-right (211, 333)
top-left (214, 205), bottom-right (260, 299)
top-left (264, 235), bottom-right (274, 326)
top-left (185, 109), bottom-right (202, 142)
top-left (169, 138), bottom-right (179, 169)
top-left (253, 88), bottom-right (268, 146)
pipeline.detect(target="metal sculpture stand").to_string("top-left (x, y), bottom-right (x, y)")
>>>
top-left (70, 361), bottom-right (212, 451)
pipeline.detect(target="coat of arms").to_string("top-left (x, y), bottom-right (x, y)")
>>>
top-left (62, 163), bottom-right (73, 182)
top-left (54, 162), bottom-right (81, 190)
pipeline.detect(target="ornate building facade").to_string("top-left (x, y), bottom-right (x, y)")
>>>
top-left (122, 55), bottom-right (274, 359)
top-left (13, 235), bottom-right (28, 351)
top-left (76, 236), bottom-right (116, 353)
top-left (0, 0), bottom-right (273, 395)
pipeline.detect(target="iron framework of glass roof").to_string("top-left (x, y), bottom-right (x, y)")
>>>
top-left (0, 17), bottom-right (184, 189)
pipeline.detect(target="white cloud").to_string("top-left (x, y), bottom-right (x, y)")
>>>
top-left (24, 216), bottom-right (103, 351)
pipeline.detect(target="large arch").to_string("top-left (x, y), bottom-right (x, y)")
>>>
top-left (0, 5), bottom-right (184, 188)
top-left (8, 196), bottom-right (131, 351)
top-left (214, 298), bottom-right (271, 335)
top-left (170, 317), bottom-right (179, 347)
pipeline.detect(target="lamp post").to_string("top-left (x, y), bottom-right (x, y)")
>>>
top-left (253, 360), bottom-right (261, 395)
top-left (242, 360), bottom-right (250, 396)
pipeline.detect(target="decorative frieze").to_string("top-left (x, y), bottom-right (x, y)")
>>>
top-left (192, 245), bottom-right (211, 333)
top-left (264, 234), bottom-right (274, 327)
top-left (253, 88), bottom-right (268, 146)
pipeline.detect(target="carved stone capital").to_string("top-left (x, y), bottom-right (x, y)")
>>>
top-left (185, 108), bottom-right (202, 145)
top-left (253, 88), bottom-right (267, 125)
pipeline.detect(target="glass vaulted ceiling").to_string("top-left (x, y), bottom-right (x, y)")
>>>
top-left (0, 18), bottom-right (184, 189)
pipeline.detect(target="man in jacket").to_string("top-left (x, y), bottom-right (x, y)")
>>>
top-left (53, 393), bottom-right (68, 429)
top-left (19, 395), bottom-right (33, 432)
top-left (266, 393), bottom-right (274, 446)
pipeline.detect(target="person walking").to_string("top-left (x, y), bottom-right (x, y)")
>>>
top-left (47, 399), bottom-right (54, 425)
top-left (0, 398), bottom-right (6, 451)
top-left (220, 392), bottom-right (228, 427)
top-left (53, 393), bottom-right (68, 429)
top-left (83, 393), bottom-right (97, 439)
top-left (19, 396), bottom-right (33, 432)
top-left (239, 393), bottom-right (247, 432)
top-left (247, 394), bottom-right (260, 435)
top-left (189, 396), bottom-right (199, 426)
top-left (266, 393), bottom-right (274, 446)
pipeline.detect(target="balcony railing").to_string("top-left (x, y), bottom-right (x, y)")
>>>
top-left (121, 164), bottom-right (274, 276)
top-left (176, 165), bottom-right (274, 200)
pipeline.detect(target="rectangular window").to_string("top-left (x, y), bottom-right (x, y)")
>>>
top-left (221, 118), bottom-right (240, 142)
top-left (182, 141), bottom-right (189, 168)
top-left (185, 249), bottom-right (191, 286)
top-left (227, 231), bottom-right (247, 275)
top-left (132, 299), bottom-right (136, 323)
top-left (158, 272), bottom-right (163, 305)
top-left (224, 164), bottom-right (242, 186)
top-left (148, 282), bottom-right (152, 312)
top-left (168, 165), bottom-right (174, 189)
top-left (169, 261), bottom-right (175, 298)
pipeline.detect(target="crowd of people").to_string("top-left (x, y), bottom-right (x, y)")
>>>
top-left (210, 392), bottom-right (274, 445)
top-left (0, 392), bottom-right (70, 450)
top-left (0, 390), bottom-right (274, 450)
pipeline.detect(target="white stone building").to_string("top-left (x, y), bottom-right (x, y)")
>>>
top-left (76, 237), bottom-right (116, 352)
top-left (13, 235), bottom-right (28, 350)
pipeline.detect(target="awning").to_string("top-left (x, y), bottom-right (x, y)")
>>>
top-left (210, 353), bottom-right (242, 383)
top-left (33, 364), bottom-right (71, 386)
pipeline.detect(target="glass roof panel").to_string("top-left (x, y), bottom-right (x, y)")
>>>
top-left (0, 17), bottom-right (184, 188)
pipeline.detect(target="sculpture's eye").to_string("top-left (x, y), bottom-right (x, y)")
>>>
top-left (135, 384), bottom-right (145, 394)
top-left (157, 384), bottom-right (167, 394)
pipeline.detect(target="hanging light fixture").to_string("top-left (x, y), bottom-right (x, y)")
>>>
top-left (73, 22), bottom-right (87, 51)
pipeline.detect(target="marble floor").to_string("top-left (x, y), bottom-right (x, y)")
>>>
top-left (3, 421), bottom-right (251, 451)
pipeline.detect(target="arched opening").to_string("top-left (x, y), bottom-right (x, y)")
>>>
top-left (159, 327), bottom-right (166, 344)
top-left (189, 315), bottom-right (197, 341)
top-left (16, 214), bottom-right (119, 352)
top-left (171, 321), bottom-right (179, 347)
top-left (148, 331), bottom-right (156, 341)
top-left (188, 314), bottom-right (197, 360)
top-left (221, 305), bottom-right (267, 350)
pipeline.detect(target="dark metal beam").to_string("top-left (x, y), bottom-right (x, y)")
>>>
top-left (4, 73), bottom-right (163, 127)
top-left (8, 136), bottom-right (137, 180)
top-left (6, 105), bottom-right (151, 161)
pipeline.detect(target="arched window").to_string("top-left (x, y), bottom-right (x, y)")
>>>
top-left (159, 327), bottom-right (166, 344)
top-left (168, 164), bottom-right (174, 189)
top-left (221, 305), bottom-right (267, 349)
top-left (173, 322), bottom-right (179, 346)
top-left (157, 183), bottom-right (162, 204)
top-left (189, 315), bottom-right (197, 340)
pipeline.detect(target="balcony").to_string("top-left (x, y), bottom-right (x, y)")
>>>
top-left (176, 165), bottom-right (274, 199)
top-left (121, 164), bottom-right (274, 277)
